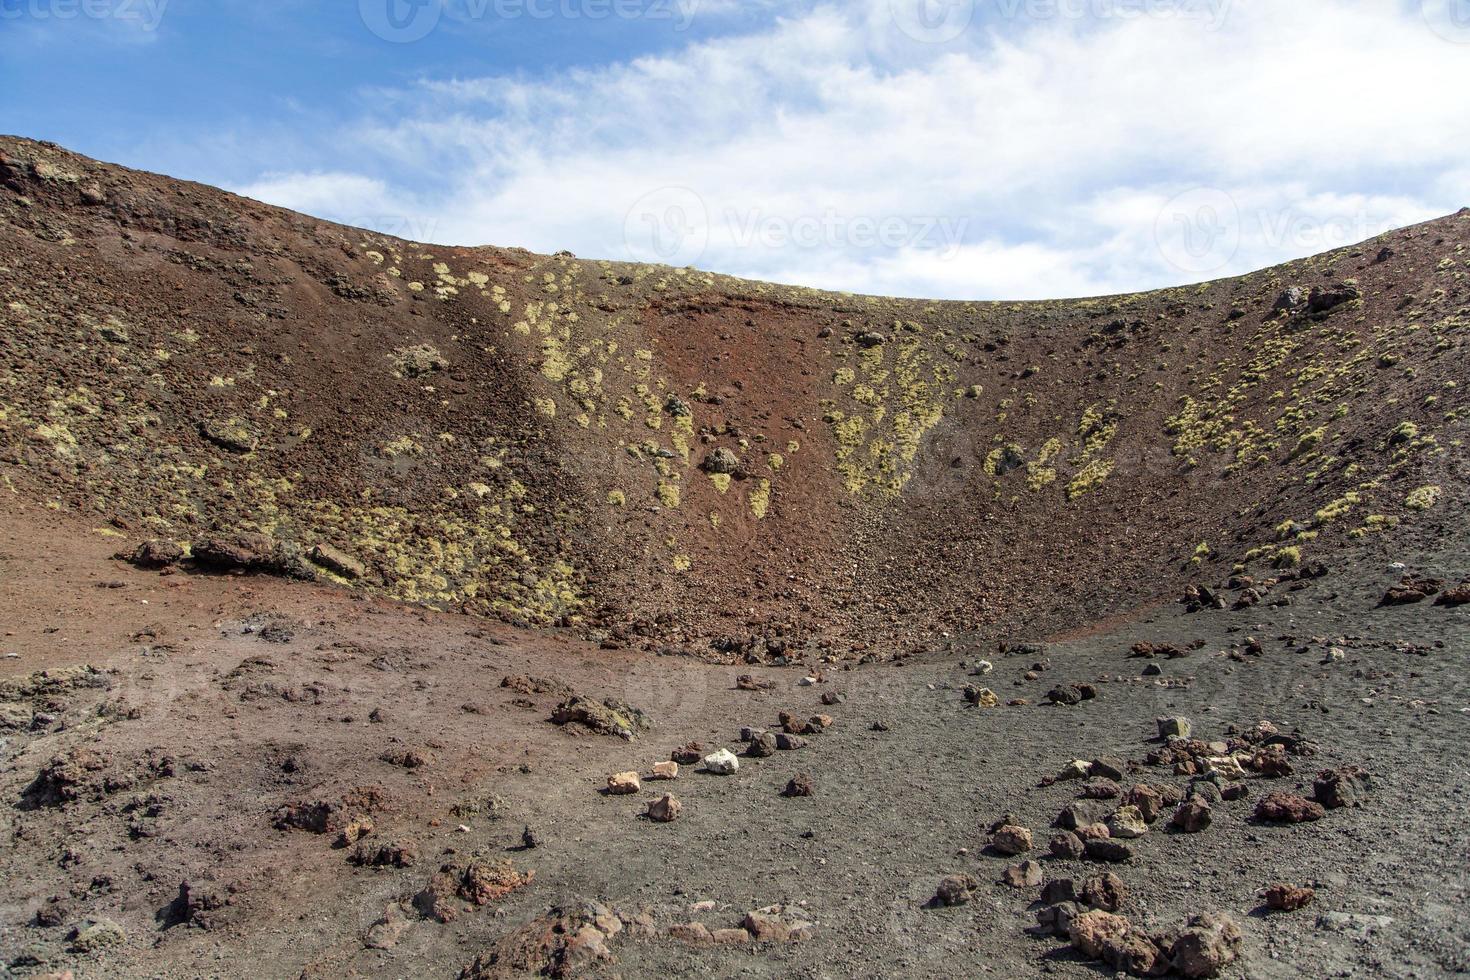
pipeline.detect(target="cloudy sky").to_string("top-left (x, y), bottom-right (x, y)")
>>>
top-left (4, 0), bottom-right (1468, 299)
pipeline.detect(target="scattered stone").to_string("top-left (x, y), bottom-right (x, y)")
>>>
top-left (607, 772), bottom-right (641, 795)
top-left (735, 674), bottom-right (775, 691)
top-left (1170, 912), bottom-right (1243, 978)
top-left (820, 691), bottom-right (845, 706)
top-left (1045, 685), bottom-right (1082, 706)
top-left (1041, 878), bottom-right (1077, 905)
top-left (1084, 838), bottom-right (1133, 863)
top-left (1089, 757), bottom-right (1126, 781)
top-left (333, 816), bottom-right (375, 849)
top-left (1380, 575), bottom-right (1443, 606)
top-left (701, 448), bottom-right (741, 475)
top-left (745, 732), bottom-right (778, 758)
top-left (1123, 784), bottom-right (1165, 823)
top-left (1070, 909), bottom-right (1130, 959)
top-left (931, 874), bottom-right (978, 908)
top-left (775, 733), bottom-right (808, 751)
top-left (1105, 930), bottom-right (1168, 976)
top-left (351, 839), bottom-right (419, 868)
top-left (521, 826), bottom-right (540, 849)
top-left (1157, 716), bottom-right (1192, 740)
top-left (744, 906), bottom-right (813, 942)
top-left (1264, 883), bottom-right (1315, 912)
top-left (1034, 901), bottom-right (1084, 937)
top-left (1170, 797), bottom-right (1213, 834)
top-left (963, 685), bottom-right (999, 707)
top-left (1056, 759), bottom-right (1093, 781)
top-left (647, 793), bottom-right (681, 822)
top-left (671, 742), bottom-right (704, 765)
top-left (1435, 585), bottom-right (1470, 607)
top-left (117, 539), bottom-right (185, 569)
top-left (550, 695), bottom-right (651, 740)
top-left (1247, 744), bottom-right (1293, 777)
top-left (665, 922), bottom-right (713, 945)
top-left (990, 824), bottom-right (1033, 856)
top-left (1306, 282), bottom-right (1362, 316)
top-left (1049, 831), bottom-right (1085, 860)
top-left (1313, 766), bottom-right (1371, 809)
top-left (461, 901), bottom-right (625, 977)
top-left (1080, 872), bottom-right (1127, 912)
top-left (1106, 805), bottom-right (1149, 840)
top-left (1254, 791), bottom-right (1325, 824)
top-left (1002, 860), bottom-right (1043, 888)
top-left (650, 761), bottom-right (679, 781)
top-left (1316, 911), bottom-right (1393, 934)
top-left (781, 773), bottom-right (815, 797)
top-left (1055, 799), bottom-right (1113, 830)
top-left (1080, 778), bottom-right (1121, 800)
top-left (703, 749), bottom-right (739, 775)
top-left (67, 918), bottom-right (125, 953)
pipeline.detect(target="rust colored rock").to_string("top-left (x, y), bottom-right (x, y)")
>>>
top-left (1170, 796), bottom-right (1213, 834)
top-left (647, 793), bottom-right (681, 823)
top-left (606, 771), bottom-right (641, 795)
top-left (1264, 883), bottom-right (1315, 912)
top-left (1254, 791), bottom-right (1325, 824)
top-left (1170, 912), bottom-right (1243, 978)
top-left (1080, 872), bottom-right (1127, 912)
top-left (1103, 930), bottom-right (1167, 976)
top-left (781, 773), bottom-right (815, 797)
top-left (1070, 909), bottom-right (1131, 959)
top-left (1124, 784), bottom-right (1165, 823)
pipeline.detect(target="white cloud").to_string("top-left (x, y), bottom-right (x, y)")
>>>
top-left (237, 0), bottom-right (1470, 299)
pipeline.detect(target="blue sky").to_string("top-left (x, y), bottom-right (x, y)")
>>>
top-left (3, 0), bottom-right (1468, 299)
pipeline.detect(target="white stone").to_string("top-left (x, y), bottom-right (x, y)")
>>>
top-left (703, 749), bottom-right (740, 775)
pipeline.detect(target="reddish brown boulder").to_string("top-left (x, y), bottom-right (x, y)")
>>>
top-left (1254, 791), bottom-right (1325, 823)
top-left (1070, 909), bottom-right (1130, 959)
top-left (1080, 872), bottom-right (1127, 912)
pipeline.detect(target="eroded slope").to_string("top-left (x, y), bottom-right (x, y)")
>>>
top-left (1, 136), bottom-right (1465, 655)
